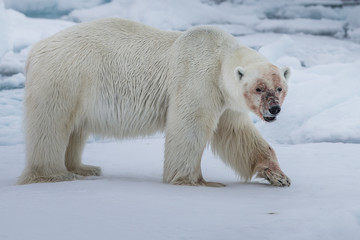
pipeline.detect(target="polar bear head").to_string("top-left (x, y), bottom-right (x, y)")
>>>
top-left (223, 61), bottom-right (290, 122)
top-left (240, 63), bottom-right (290, 122)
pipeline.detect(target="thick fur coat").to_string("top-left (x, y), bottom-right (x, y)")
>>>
top-left (19, 18), bottom-right (291, 187)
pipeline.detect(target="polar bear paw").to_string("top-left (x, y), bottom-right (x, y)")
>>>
top-left (258, 168), bottom-right (291, 187)
top-left (68, 164), bottom-right (102, 177)
top-left (18, 171), bottom-right (84, 185)
top-left (172, 177), bottom-right (226, 187)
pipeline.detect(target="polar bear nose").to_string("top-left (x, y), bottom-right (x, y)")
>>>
top-left (269, 105), bottom-right (281, 115)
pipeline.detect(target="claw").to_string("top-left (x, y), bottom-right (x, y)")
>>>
top-left (262, 168), bottom-right (291, 187)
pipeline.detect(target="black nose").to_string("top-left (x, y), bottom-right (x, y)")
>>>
top-left (269, 105), bottom-right (281, 115)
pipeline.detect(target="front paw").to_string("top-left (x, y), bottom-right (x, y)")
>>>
top-left (258, 168), bottom-right (291, 187)
top-left (171, 177), bottom-right (226, 187)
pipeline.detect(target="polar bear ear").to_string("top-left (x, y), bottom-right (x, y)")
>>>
top-left (235, 67), bottom-right (245, 81)
top-left (282, 67), bottom-right (291, 81)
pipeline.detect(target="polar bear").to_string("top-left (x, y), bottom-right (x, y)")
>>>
top-left (18, 18), bottom-right (291, 187)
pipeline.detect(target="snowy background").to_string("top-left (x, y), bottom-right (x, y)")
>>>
top-left (1, 0), bottom-right (360, 239)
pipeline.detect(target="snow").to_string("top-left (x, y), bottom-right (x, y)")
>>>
top-left (0, 89), bottom-right (23, 146)
top-left (66, 0), bottom-right (261, 31)
top-left (3, 0), bottom-right (105, 18)
top-left (253, 39), bottom-right (360, 143)
top-left (1, 0), bottom-right (360, 239)
top-left (255, 18), bottom-right (345, 36)
top-left (1, 140), bottom-right (360, 240)
top-left (1, 0), bottom-right (360, 144)
top-left (6, 9), bottom-right (74, 52)
top-left (347, 6), bottom-right (360, 43)
top-left (346, 5), bottom-right (360, 28)
top-left (0, 0), bottom-right (11, 57)
top-left (262, 2), bottom-right (346, 20)
top-left (291, 96), bottom-right (360, 143)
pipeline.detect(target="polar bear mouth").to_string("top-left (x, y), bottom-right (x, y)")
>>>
top-left (263, 116), bottom-right (276, 122)
top-left (262, 110), bottom-right (278, 122)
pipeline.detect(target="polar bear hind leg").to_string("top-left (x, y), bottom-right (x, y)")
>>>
top-left (17, 76), bottom-right (87, 184)
top-left (65, 130), bottom-right (101, 177)
top-left (18, 116), bottom-right (83, 185)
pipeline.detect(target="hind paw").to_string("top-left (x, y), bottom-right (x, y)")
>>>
top-left (18, 171), bottom-right (83, 185)
top-left (68, 164), bottom-right (102, 176)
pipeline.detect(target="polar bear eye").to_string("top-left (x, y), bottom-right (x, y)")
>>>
top-left (256, 88), bottom-right (262, 93)
top-left (277, 87), bottom-right (282, 92)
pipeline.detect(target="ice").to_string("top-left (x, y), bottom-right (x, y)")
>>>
top-left (255, 18), bottom-right (345, 36)
top-left (0, 48), bottom-right (28, 76)
top-left (0, 89), bottom-right (23, 146)
top-left (66, 0), bottom-right (261, 31)
top-left (0, 6), bottom-right (74, 90)
top-left (7, 9), bottom-right (74, 52)
top-left (262, 3), bottom-right (346, 20)
top-left (1, 1), bottom-right (360, 239)
top-left (291, 96), bottom-right (360, 143)
top-left (0, 73), bottom-right (24, 90)
top-left (243, 34), bottom-right (360, 143)
top-left (346, 5), bottom-right (360, 28)
top-left (3, 0), bottom-right (105, 18)
top-left (346, 6), bottom-right (360, 43)
top-left (0, 0), bottom-right (12, 58)
top-left (348, 28), bottom-right (360, 43)
top-left (258, 35), bottom-right (300, 68)
top-left (64, 0), bottom-right (355, 38)
top-left (1, 0), bottom-right (360, 145)
top-left (255, 59), bottom-right (360, 144)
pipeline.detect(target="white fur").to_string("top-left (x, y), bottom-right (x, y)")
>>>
top-left (19, 18), bottom-right (290, 187)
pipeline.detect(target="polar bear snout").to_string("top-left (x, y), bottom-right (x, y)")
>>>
top-left (263, 105), bottom-right (281, 122)
top-left (269, 105), bottom-right (281, 115)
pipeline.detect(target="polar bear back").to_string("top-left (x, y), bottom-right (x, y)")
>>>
top-left (26, 19), bottom-right (182, 138)
top-left (25, 19), bottom-right (241, 139)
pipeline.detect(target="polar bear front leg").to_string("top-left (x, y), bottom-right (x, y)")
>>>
top-left (163, 99), bottom-right (225, 187)
top-left (253, 146), bottom-right (291, 187)
top-left (164, 124), bottom-right (225, 187)
top-left (211, 110), bottom-right (291, 187)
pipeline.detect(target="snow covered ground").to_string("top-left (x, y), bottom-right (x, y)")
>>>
top-left (1, 0), bottom-right (360, 239)
top-left (1, 140), bottom-right (360, 240)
